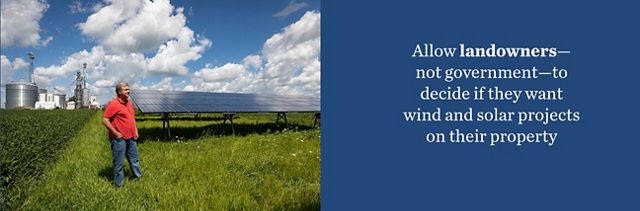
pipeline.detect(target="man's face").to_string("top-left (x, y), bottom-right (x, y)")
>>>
top-left (119, 85), bottom-right (130, 98)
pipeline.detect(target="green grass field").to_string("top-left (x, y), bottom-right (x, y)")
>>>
top-left (2, 111), bottom-right (320, 210)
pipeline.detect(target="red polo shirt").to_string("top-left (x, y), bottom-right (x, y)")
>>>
top-left (104, 96), bottom-right (138, 140)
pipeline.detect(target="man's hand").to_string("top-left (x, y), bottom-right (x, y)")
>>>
top-left (114, 131), bottom-right (123, 139)
top-left (102, 117), bottom-right (123, 139)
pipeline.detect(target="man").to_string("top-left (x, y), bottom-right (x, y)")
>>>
top-left (102, 82), bottom-right (142, 187)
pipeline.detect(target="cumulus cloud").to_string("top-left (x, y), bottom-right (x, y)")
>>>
top-left (195, 63), bottom-right (249, 82)
top-left (76, 0), bottom-right (210, 75)
top-left (187, 56), bottom-right (257, 93)
top-left (190, 62), bottom-right (255, 93)
top-left (274, 0), bottom-right (309, 17)
top-left (138, 77), bottom-right (175, 91)
top-left (189, 11), bottom-right (320, 97)
top-left (261, 10), bottom-right (320, 85)
top-left (1, 0), bottom-right (50, 48)
top-left (147, 27), bottom-right (211, 75)
top-left (1, 55), bottom-right (29, 85)
top-left (69, 0), bottom-right (88, 14)
top-left (78, 0), bottom-right (187, 53)
top-left (68, 0), bottom-right (104, 14)
top-left (35, 46), bottom-right (107, 78)
top-left (243, 54), bottom-right (263, 70)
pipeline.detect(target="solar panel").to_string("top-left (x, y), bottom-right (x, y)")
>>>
top-left (129, 90), bottom-right (320, 114)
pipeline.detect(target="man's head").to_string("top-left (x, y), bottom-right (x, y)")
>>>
top-left (115, 82), bottom-right (130, 99)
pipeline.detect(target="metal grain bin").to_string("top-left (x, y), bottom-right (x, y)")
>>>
top-left (6, 79), bottom-right (38, 109)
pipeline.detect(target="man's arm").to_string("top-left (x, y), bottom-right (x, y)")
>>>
top-left (102, 117), bottom-right (123, 139)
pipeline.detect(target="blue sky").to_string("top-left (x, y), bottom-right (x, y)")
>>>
top-left (1, 0), bottom-right (321, 106)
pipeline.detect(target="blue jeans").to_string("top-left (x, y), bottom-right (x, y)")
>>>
top-left (111, 138), bottom-right (142, 187)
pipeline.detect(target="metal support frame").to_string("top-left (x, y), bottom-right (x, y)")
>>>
top-left (276, 112), bottom-right (289, 128)
top-left (223, 113), bottom-right (235, 135)
top-left (162, 112), bottom-right (171, 139)
top-left (156, 111), bottom-right (319, 139)
top-left (313, 112), bottom-right (320, 128)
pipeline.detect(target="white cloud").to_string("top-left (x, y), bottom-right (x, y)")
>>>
top-left (69, 0), bottom-right (104, 14)
top-left (95, 79), bottom-right (115, 88)
top-left (147, 27), bottom-right (211, 75)
top-left (40, 36), bottom-right (53, 46)
top-left (78, 0), bottom-right (187, 53)
top-left (35, 46), bottom-right (107, 78)
top-left (274, 0), bottom-right (309, 17)
top-left (190, 61), bottom-right (262, 93)
top-left (33, 74), bottom-right (55, 88)
top-left (77, 0), bottom-right (210, 76)
top-left (138, 77), bottom-right (174, 91)
top-left (261, 11), bottom-right (320, 81)
top-left (92, 2), bottom-right (105, 12)
top-left (69, 0), bottom-right (89, 14)
top-left (1, 0), bottom-right (50, 48)
top-left (77, 0), bottom-right (142, 46)
top-left (260, 10), bottom-right (320, 96)
top-left (195, 63), bottom-right (249, 82)
top-left (11, 57), bottom-right (29, 70)
top-left (288, 58), bottom-right (320, 91)
top-left (189, 11), bottom-right (320, 97)
top-left (243, 54), bottom-right (262, 70)
top-left (1, 55), bottom-right (29, 85)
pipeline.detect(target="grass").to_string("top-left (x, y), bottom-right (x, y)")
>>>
top-left (12, 111), bottom-right (320, 210)
top-left (136, 112), bottom-right (320, 139)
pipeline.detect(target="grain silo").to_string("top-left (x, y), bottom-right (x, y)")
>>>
top-left (6, 79), bottom-right (38, 109)
top-left (5, 52), bottom-right (38, 109)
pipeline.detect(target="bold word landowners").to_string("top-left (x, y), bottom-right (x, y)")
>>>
top-left (412, 43), bottom-right (558, 58)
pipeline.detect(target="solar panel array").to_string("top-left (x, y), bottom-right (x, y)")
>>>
top-left (130, 90), bottom-right (320, 114)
